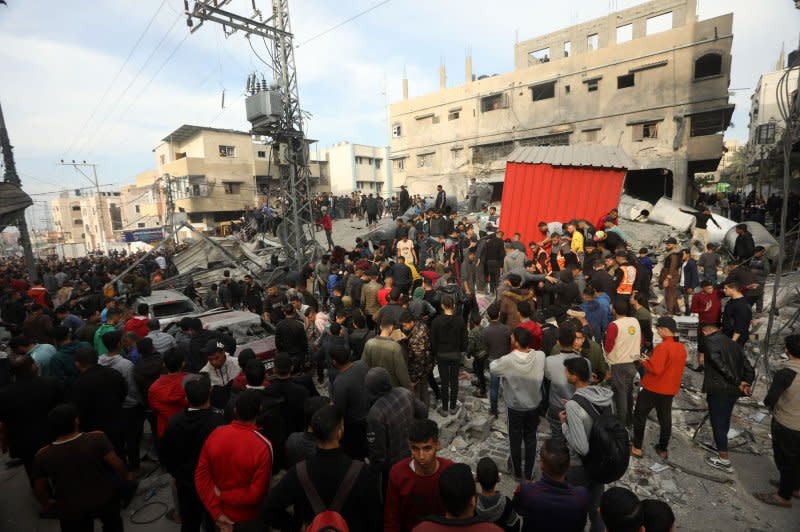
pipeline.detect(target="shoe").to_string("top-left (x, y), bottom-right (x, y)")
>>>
top-left (436, 406), bottom-right (449, 417)
top-left (753, 492), bottom-right (792, 508)
top-left (705, 456), bottom-right (734, 473)
top-left (653, 444), bottom-right (668, 460)
top-left (449, 407), bottom-right (458, 416)
top-left (769, 479), bottom-right (800, 498)
top-left (490, 409), bottom-right (499, 418)
top-left (472, 391), bottom-right (487, 398)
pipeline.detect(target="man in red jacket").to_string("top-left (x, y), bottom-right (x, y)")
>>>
top-left (631, 317), bottom-right (687, 460)
top-left (691, 280), bottom-right (722, 326)
top-left (148, 350), bottom-right (187, 438)
top-left (385, 419), bottom-right (454, 532)
top-left (195, 390), bottom-right (272, 531)
top-left (125, 304), bottom-right (150, 339)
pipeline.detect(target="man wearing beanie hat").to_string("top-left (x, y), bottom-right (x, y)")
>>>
top-left (631, 317), bottom-right (687, 460)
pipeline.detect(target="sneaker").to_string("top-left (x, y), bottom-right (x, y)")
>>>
top-left (436, 406), bottom-right (449, 417)
top-left (472, 391), bottom-right (487, 398)
top-left (449, 407), bottom-right (458, 416)
top-left (705, 456), bottom-right (734, 473)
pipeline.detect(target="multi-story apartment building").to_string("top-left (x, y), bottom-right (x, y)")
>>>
top-left (747, 64), bottom-right (799, 167)
top-left (153, 125), bottom-right (329, 232)
top-left (389, 0), bottom-right (733, 204)
top-left (315, 142), bottom-right (391, 196)
top-left (120, 170), bottom-right (161, 232)
top-left (50, 189), bottom-right (123, 250)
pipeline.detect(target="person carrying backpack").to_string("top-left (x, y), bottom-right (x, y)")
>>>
top-left (262, 405), bottom-right (382, 531)
top-left (560, 357), bottom-right (623, 532)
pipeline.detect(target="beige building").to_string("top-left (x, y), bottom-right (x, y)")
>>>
top-left (153, 125), bottom-right (329, 232)
top-left (315, 142), bottom-right (391, 196)
top-left (389, 0), bottom-right (733, 204)
top-left (50, 189), bottom-right (122, 250)
top-left (120, 170), bottom-right (161, 232)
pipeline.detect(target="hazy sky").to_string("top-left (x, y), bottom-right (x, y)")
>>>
top-left (1, 0), bottom-right (798, 227)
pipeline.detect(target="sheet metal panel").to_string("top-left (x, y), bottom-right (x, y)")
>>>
top-left (499, 162), bottom-right (626, 250)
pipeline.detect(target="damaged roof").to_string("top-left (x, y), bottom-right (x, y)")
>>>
top-left (506, 144), bottom-right (636, 169)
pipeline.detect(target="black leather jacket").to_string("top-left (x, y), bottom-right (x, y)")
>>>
top-left (701, 331), bottom-right (755, 395)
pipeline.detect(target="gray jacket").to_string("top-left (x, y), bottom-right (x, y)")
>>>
top-left (562, 385), bottom-right (614, 457)
top-left (99, 354), bottom-right (141, 408)
top-left (544, 352), bottom-right (581, 417)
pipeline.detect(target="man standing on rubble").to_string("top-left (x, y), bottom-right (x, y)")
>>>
top-left (733, 224), bottom-right (755, 263)
top-left (721, 280), bottom-right (752, 347)
top-left (659, 238), bottom-right (682, 315)
top-left (700, 322), bottom-right (754, 473)
top-left (680, 205), bottom-right (721, 249)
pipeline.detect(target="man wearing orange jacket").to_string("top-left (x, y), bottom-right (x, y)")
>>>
top-left (630, 316), bottom-right (687, 460)
top-left (195, 390), bottom-right (273, 531)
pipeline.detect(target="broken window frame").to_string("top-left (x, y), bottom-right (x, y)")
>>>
top-left (587, 33), bottom-right (599, 51)
top-left (616, 24), bottom-right (633, 44)
top-left (694, 53), bottom-right (723, 80)
top-left (480, 93), bottom-right (508, 113)
top-left (617, 73), bottom-right (635, 89)
top-left (530, 81), bottom-right (556, 101)
top-left (223, 182), bottom-right (242, 195)
top-left (689, 110), bottom-right (728, 137)
top-left (632, 121), bottom-right (659, 141)
top-left (417, 153), bottom-right (434, 168)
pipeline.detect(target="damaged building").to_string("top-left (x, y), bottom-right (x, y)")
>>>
top-left (388, 0), bottom-right (733, 205)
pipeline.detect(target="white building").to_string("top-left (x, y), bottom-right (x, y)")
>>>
top-left (315, 142), bottom-right (392, 196)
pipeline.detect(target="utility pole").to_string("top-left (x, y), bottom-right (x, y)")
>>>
top-left (0, 101), bottom-right (38, 281)
top-left (58, 160), bottom-right (108, 252)
top-left (185, 0), bottom-right (321, 271)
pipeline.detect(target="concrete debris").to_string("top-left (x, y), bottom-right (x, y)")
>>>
top-left (647, 197), bottom-right (697, 232)
top-left (618, 194), bottom-right (653, 221)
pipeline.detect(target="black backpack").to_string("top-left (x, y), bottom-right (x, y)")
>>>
top-left (572, 395), bottom-right (630, 484)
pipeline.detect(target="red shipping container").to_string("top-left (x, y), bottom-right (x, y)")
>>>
top-left (498, 146), bottom-right (630, 249)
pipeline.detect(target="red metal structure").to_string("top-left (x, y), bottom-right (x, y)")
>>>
top-left (498, 145), bottom-right (632, 247)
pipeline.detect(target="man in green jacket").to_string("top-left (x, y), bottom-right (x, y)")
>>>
top-left (94, 308), bottom-right (122, 355)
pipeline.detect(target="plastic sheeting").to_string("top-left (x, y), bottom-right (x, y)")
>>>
top-left (647, 197), bottom-right (696, 232)
top-left (618, 194), bottom-right (653, 221)
top-left (724, 221), bottom-right (781, 261)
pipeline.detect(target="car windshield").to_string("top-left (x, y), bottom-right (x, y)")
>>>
top-left (213, 321), bottom-right (268, 345)
top-left (151, 300), bottom-right (196, 317)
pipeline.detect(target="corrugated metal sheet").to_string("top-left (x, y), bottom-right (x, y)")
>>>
top-left (506, 145), bottom-right (636, 169)
top-left (499, 162), bottom-right (626, 252)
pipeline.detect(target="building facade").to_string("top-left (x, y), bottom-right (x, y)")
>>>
top-left (388, 0), bottom-right (733, 204)
top-left (50, 189), bottom-right (122, 250)
top-left (120, 170), bottom-right (161, 232)
top-left (747, 66), bottom-right (799, 160)
top-left (315, 142), bottom-right (391, 196)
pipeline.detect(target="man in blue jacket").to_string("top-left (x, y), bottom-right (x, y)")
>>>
top-left (679, 249), bottom-right (700, 316)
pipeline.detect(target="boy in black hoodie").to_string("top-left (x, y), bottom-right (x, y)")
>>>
top-left (475, 457), bottom-right (521, 532)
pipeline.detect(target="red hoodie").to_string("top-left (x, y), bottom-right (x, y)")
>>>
top-left (517, 319), bottom-right (543, 350)
top-left (125, 316), bottom-right (150, 339)
top-left (195, 421), bottom-right (273, 523)
top-left (148, 373), bottom-right (188, 436)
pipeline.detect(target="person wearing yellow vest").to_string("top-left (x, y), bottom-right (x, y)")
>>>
top-left (613, 251), bottom-right (637, 305)
top-left (603, 300), bottom-right (642, 427)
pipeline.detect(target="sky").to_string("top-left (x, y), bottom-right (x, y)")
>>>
top-left (1, 0), bottom-right (798, 228)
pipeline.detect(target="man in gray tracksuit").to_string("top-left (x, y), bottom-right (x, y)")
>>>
top-left (560, 356), bottom-right (614, 532)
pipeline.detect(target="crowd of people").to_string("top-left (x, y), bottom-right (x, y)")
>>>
top-left (1, 192), bottom-right (798, 532)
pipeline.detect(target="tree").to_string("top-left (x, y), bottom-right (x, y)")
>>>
top-left (719, 145), bottom-right (751, 189)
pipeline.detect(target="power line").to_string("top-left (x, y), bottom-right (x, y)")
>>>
top-left (86, 30), bottom-right (191, 159)
top-left (74, 13), bottom-right (184, 157)
top-left (295, 0), bottom-right (393, 48)
top-left (61, 0), bottom-right (170, 158)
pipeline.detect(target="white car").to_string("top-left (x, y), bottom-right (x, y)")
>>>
top-left (133, 290), bottom-right (202, 328)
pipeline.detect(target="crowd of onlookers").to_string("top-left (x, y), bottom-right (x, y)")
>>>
top-left (1, 188), bottom-right (798, 531)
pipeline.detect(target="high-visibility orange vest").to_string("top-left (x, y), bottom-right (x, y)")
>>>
top-left (617, 264), bottom-right (636, 295)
